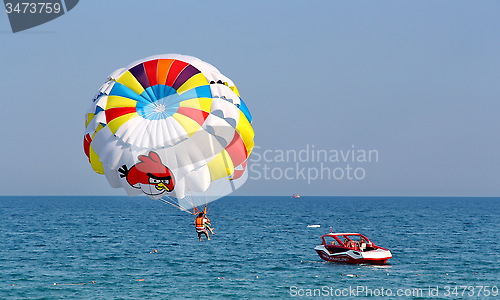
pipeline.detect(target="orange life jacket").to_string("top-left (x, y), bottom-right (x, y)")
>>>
top-left (195, 217), bottom-right (205, 230)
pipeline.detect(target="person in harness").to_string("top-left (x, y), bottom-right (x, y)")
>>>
top-left (203, 215), bottom-right (215, 236)
top-left (195, 212), bottom-right (212, 241)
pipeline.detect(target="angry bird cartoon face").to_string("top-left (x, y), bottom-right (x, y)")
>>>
top-left (118, 151), bottom-right (175, 196)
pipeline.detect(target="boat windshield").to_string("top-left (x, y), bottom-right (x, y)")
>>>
top-left (324, 235), bottom-right (339, 245)
top-left (323, 234), bottom-right (373, 248)
top-left (341, 235), bottom-right (371, 244)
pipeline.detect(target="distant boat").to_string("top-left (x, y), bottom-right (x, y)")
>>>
top-left (291, 194), bottom-right (301, 198)
top-left (307, 225), bottom-right (321, 228)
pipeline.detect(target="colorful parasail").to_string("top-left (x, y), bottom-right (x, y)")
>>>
top-left (83, 54), bottom-right (254, 211)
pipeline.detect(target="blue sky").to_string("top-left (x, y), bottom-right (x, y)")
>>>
top-left (1, 1), bottom-right (499, 196)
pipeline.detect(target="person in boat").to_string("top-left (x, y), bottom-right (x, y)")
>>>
top-left (344, 238), bottom-right (359, 249)
top-left (359, 238), bottom-right (367, 251)
top-left (194, 213), bottom-right (211, 241)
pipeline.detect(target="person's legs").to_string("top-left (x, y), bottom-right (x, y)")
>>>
top-left (206, 226), bottom-right (215, 235)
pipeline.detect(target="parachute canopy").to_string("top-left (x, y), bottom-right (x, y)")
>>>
top-left (84, 54), bottom-right (254, 210)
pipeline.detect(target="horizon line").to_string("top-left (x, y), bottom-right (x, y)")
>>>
top-left (1, 195), bottom-right (499, 198)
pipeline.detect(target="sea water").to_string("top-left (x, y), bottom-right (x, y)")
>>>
top-left (0, 196), bottom-right (498, 299)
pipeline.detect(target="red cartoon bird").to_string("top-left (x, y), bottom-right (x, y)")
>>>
top-left (118, 151), bottom-right (175, 196)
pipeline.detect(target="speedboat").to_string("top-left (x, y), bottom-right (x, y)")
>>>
top-left (291, 194), bottom-right (301, 198)
top-left (314, 232), bottom-right (392, 264)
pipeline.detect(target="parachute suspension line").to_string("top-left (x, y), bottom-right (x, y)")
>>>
top-left (192, 205), bottom-right (207, 215)
top-left (184, 193), bottom-right (202, 215)
top-left (158, 197), bottom-right (192, 214)
top-left (203, 195), bottom-right (209, 214)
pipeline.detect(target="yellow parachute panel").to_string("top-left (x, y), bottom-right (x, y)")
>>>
top-left (176, 73), bottom-right (209, 94)
top-left (85, 113), bottom-right (94, 127)
top-left (172, 113), bottom-right (202, 136)
top-left (235, 111), bottom-right (255, 154)
top-left (89, 146), bottom-right (104, 174)
top-left (107, 112), bottom-right (139, 134)
top-left (207, 150), bottom-right (235, 180)
top-left (106, 96), bottom-right (137, 109)
top-left (179, 98), bottom-right (212, 113)
top-left (116, 71), bottom-right (145, 95)
top-left (230, 85), bottom-right (240, 97)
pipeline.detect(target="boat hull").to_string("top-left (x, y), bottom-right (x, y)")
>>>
top-left (314, 245), bottom-right (391, 264)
